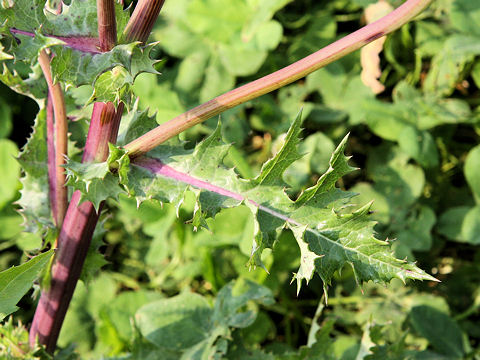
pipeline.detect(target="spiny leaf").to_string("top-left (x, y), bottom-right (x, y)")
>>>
top-left (0, 62), bottom-right (48, 101)
top-left (117, 100), bottom-right (158, 146)
top-left (254, 110), bottom-right (303, 186)
top-left (69, 111), bottom-right (436, 294)
top-left (64, 160), bottom-right (126, 212)
top-left (16, 105), bottom-right (54, 234)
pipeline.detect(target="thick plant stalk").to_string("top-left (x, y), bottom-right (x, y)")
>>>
top-left (124, 0), bottom-right (433, 158)
top-left (97, 0), bottom-right (117, 51)
top-left (29, 0), bottom-right (164, 353)
top-left (38, 50), bottom-right (68, 227)
top-left (29, 103), bottom-right (123, 352)
top-left (123, 0), bottom-right (166, 43)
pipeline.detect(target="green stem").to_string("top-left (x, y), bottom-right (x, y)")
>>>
top-left (124, 0), bottom-right (433, 158)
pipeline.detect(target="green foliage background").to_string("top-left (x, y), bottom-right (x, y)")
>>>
top-left (1, 0), bottom-right (480, 358)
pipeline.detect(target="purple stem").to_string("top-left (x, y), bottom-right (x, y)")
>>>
top-left (29, 102), bottom-right (123, 352)
top-left (10, 28), bottom-right (100, 54)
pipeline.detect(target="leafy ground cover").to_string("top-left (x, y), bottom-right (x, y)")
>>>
top-left (1, 0), bottom-right (480, 358)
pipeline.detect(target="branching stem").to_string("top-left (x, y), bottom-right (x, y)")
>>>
top-left (124, 0), bottom-right (433, 158)
top-left (29, 0), bottom-right (165, 353)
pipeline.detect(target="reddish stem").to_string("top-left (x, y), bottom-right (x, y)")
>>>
top-left (29, 103), bottom-right (123, 352)
top-left (46, 92), bottom-right (57, 224)
top-left (29, 0), bottom-right (161, 351)
top-left (123, 0), bottom-right (166, 43)
top-left (97, 0), bottom-right (117, 52)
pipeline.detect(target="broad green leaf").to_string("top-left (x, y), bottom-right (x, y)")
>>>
top-left (306, 60), bottom-right (374, 125)
top-left (410, 306), bottom-right (465, 358)
top-left (136, 279), bottom-right (273, 358)
top-left (136, 292), bottom-right (213, 351)
top-left (359, 81), bottom-right (472, 142)
top-left (459, 206), bottom-right (480, 245)
top-left (132, 75), bottom-right (186, 124)
top-left (436, 205), bottom-right (480, 245)
top-left (464, 145), bottom-right (480, 203)
top-left (287, 13), bottom-right (336, 61)
top-left (212, 278), bottom-right (274, 329)
top-left (436, 206), bottom-right (470, 242)
top-left (367, 146), bottom-right (425, 209)
top-left (397, 206), bottom-right (435, 252)
top-left (472, 62), bottom-right (480, 89)
top-left (415, 21), bottom-right (448, 58)
top-left (0, 249), bottom-right (54, 320)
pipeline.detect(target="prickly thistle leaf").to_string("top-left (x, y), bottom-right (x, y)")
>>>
top-left (69, 110), bottom-right (437, 294)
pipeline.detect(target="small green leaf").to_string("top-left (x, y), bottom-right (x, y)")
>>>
top-left (0, 249), bottom-right (54, 320)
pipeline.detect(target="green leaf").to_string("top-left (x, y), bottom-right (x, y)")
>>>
top-left (423, 35), bottom-right (480, 96)
top-left (464, 145), bottom-right (480, 204)
top-left (136, 279), bottom-right (273, 358)
top-left (410, 306), bottom-right (465, 358)
top-left (212, 278), bottom-right (274, 329)
top-left (155, 0), bottom-right (288, 100)
top-left (136, 292), bottom-right (213, 351)
top-left (398, 127), bottom-right (439, 168)
top-left (449, 0), bottom-right (480, 37)
top-left (0, 249), bottom-right (54, 320)
top-left (436, 206), bottom-right (471, 242)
